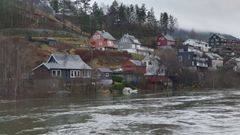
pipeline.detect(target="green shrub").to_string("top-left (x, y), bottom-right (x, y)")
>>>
top-left (110, 83), bottom-right (125, 91)
top-left (112, 76), bottom-right (123, 83)
top-left (131, 53), bottom-right (145, 60)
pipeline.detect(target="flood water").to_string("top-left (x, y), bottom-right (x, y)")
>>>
top-left (1, 89), bottom-right (240, 135)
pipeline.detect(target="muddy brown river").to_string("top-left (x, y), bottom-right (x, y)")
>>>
top-left (1, 89), bottom-right (240, 135)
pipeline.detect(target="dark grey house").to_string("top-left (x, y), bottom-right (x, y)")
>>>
top-left (209, 34), bottom-right (227, 48)
top-left (178, 45), bottom-right (208, 71)
top-left (32, 53), bottom-right (92, 80)
top-left (118, 34), bottom-right (141, 53)
top-left (96, 68), bottom-right (113, 79)
top-left (96, 68), bottom-right (113, 85)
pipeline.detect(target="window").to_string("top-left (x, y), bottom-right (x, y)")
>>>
top-left (82, 70), bottom-right (90, 78)
top-left (99, 42), bottom-right (103, 46)
top-left (52, 70), bottom-right (61, 77)
top-left (148, 61), bottom-right (152, 65)
top-left (108, 41), bottom-right (112, 46)
top-left (160, 68), bottom-right (165, 75)
top-left (132, 44), bottom-right (136, 49)
top-left (93, 35), bottom-right (100, 40)
top-left (77, 70), bottom-right (81, 77)
top-left (70, 70), bottom-right (75, 78)
top-left (105, 73), bottom-right (110, 77)
top-left (192, 61), bottom-right (195, 66)
top-left (179, 56), bottom-right (183, 62)
top-left (179, 49), bottom-right (184, 52)
top-left (83, 70), bottom-right (86, 78)
top-left (70, 70), bottom-right (81, 78)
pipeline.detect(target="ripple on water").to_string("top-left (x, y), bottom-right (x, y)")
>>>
top-left (1, 90), bottom-right (240, 135)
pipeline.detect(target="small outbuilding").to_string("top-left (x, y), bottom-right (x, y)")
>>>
top-left (47, 37), bottom-right (57, 46)
top-left (96, 68), bottom-right (113, 85)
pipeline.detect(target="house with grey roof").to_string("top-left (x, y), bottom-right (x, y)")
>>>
top-left (209, 33), bottom-right (240, 49)
top-left (142, 55), bottom-right (167, 76)
top-left (205, 52), bottom-right (223, 70)
top-left (178, 45), bottom-right (208, 71)
top-left (183, 39), bottom-right (210, 52)
top-left (209, 34), bottom-right (228, 49)
top-left (32, 53), bottom-right (92, 80)
top-left (47, 37), bottom-right (57, 46)
top-left (121, 59), bottom-right (146, 84)
top-left (90, 30), bottom-right (117, 50)
top-left (95, 68), bottom-right (113, 85)
top-left (118, 34), bottom-right (142, 53)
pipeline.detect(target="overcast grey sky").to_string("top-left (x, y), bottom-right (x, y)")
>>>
top-left (91, 0), bottom-right (240, 38)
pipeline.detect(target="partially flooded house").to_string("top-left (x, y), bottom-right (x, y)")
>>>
top-left (142, 55), bottom-right (170, 86)
top-left (32, 53), bottom-right (92, 81)
top-left (121, 59), bottom-right (146, 84)
top-left (95, 68), bottom-right (113, 86)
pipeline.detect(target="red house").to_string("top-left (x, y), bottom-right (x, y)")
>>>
top-left (122, 59), bottom-right (146, 75)
top-left (90, 30), bottom-right (117, 50)
top-left (157, 34), bottom-right (176, 47)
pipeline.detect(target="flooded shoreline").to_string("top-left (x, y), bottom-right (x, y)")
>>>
top-left (1, 89), bottom-right (240, 135)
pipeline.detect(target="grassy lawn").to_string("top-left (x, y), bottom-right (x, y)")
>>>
top-left (130, 53), bottom-right (145, 60)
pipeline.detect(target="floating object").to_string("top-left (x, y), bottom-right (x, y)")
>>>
top-left (122, 87), bottom-right (138, 95)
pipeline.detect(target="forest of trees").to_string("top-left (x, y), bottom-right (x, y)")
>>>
top-left (0, 0), bottom-right (178, 42)
top-left (0, 37), bottom-right (34, 98)
top-left (50, 0), bottom-right (178, 39)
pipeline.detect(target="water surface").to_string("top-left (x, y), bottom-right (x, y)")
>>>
top-left (0, 90), bottom-right (240, 135)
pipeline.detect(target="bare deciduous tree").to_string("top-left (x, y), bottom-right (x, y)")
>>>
top-left (0, 37), bottom-right (34, 98)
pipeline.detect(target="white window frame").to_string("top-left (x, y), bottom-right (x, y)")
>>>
top-left (70, 70), bottom-right (81, 78)
top-left (52, 70), bottom-right (61, 77)
top-left (70, 70), bottom-right (90, 78)
top-left (85, 70), bottom-right (91, 78)
top-left (105, 73), bottom-right (110, 78)
top-left (108, 41), bottom-right (112, 46)
top-left (93, 35), bottom-right (100, 40)
top-left (179, 56), bottom-right (183, 62)
top-left (70, 70), bottom-right (75, 78)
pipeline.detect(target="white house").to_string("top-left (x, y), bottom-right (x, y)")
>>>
top-left (183, 39), bottom-right (211, 52)
top-left (142, 55), bottom-right (167, 76)
top-left (118, 34), bottom-right (141, 53)
top-left (136, 46), bottom-right (154, 56)
top-left (118, 34), bottom-right (154, 56)
top-left (232, 58), bottom-right (240, 72)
